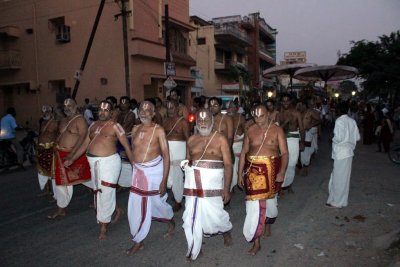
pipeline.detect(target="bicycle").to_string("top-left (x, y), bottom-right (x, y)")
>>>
top-left (388, 144), bottom-right (400, 164)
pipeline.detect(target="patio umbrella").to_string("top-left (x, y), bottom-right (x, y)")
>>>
top-left (294, 65), bottom-right (358, 91)
top-left (262, 63), bottom-right (316, 89)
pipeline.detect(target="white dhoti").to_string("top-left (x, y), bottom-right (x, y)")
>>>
top-left (51, 179), bottom-right (57, 201)
top-left (54, 185), bottom-right (73, 208)
top-left (282, 131), bottom-right (300, 188)
top-left (181, 160), bottom-right (232, 260)
top-left (243, 196), bottom-right (278, 242)
top-left (167, 141), bottom-right (186, 203)
top-left (327, 157), bottom-right (353, 208)
top-left (87, 153), bottom-right (122, 223)
top-left (38, 175), bottom-right (57, 200)
top-left (128, 156), bottom-right (173, 243)
top-left (231, 137), bottom-right (243, 191)
top-left (311, 126), bottom-right (318, 153)
top-left (118, 162), bottom-right (132, 187)
top-left (38, 174), bottom-right (50, 190)
top-left (300, 128), bottom-right (316, 167)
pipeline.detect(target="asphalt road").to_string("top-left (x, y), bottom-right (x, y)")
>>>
top-left (0, 130), bottom-right (399, 267)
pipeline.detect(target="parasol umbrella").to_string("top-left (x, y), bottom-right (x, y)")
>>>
top-left (262, 63), bottom-right (316, 90)
top-left (294, 65), bottom-right (358, 91)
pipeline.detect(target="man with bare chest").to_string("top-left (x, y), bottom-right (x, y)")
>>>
top-left (80, 101), bottom-right (134, 239)
top-left (277, 94), bottom-right (305, 193)
top-left (48, 98), bottom-right (91, 219)
top-left (265, 99), bottom-right (279, 124)
top-left (126, 101), bottom-right (174, 255)
top-left (117, 96), bottom-right (136, 133)
top-left (300, 98), bottom-right (321, 175)
top-left (227, 101), bottom-right (246, 191)
top-left (37, 106), bottom-right (59, 197)
top-left (181, 108), bottom-right (233, 261)
top-left (208, 97), bottom-right (234, 146)
top-left (163, 99), bottom-right (190, 212)
top-left (170, 88), bottom-right (189, 119)
top-left (238, 104), bottom-right (288, 255)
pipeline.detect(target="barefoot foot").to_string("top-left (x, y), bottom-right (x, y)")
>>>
top-left (111, 207), bottom-right (124, 224)
top-left (263, 224), bottom-right (271, 237)
top-left (126, 243), bottom-right (144, 255)
top-left (223, 232), bottom-right (233, 246)
top-left (98, 223), bottom-right (107, 240)
top-left (247, 241), bottom-right (261, 256)
top-left (47, 208), bottom-right (66, 220)
top-left (288, 187), bottom-right (294, 194)
top-left (164, 219), bottom-right (175, 238)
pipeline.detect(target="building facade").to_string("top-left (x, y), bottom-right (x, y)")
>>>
top-left (0, 0), bottom-right (194, 127)
top-left (189, 13), bottom-right (277, 98)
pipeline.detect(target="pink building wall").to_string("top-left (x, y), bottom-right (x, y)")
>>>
top-left (0, 0), bottom-right (193, 128)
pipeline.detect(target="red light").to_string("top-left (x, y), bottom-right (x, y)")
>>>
top-left (188, 113), bottom-right (195, 123)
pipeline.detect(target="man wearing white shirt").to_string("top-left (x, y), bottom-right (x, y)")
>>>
top-left (83, 98), bottom-right (94, 125)
top-left (326, 102), bottom-right (360, 209)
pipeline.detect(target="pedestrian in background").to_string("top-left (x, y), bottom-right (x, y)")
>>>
top-left (326, 101), bottom-right (360, 209)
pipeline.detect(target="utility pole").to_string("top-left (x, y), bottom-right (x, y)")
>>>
top-left (162, 0), bottom-right (177, 94)
top-left (165, 1), bottom-right (170, 62)
top-left (72, 0), bottom-right (106, 100)
top-left (115, 0), bottom-right (131, 98)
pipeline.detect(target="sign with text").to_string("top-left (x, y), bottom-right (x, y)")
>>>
top-left (164, 62), bottom-right (176, 76)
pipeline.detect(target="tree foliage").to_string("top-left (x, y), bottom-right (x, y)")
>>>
top-left (337, 30), bottom-right (400, 104)
top-left (228, 63), bottom-right (250, 85)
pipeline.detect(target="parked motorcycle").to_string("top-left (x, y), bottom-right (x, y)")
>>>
top-left (0, 128), bottom-right (38, 170)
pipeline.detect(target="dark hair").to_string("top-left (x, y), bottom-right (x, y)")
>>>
top-left (170, 88), bottom-right (181, 97)
top-left (338, 101), bottom-right (349, 115)
top-left (281, 93), bottom-right (292, 100)
top-left (265, 99), bottom-right (275, 105)
top-left (106, 96), bottom-right (117, 105)
top-left (120, 96), bottom-right (130, 103)
top-left (7, 107), bottom-right (16, 116)
top-left (208, 97), bottom-right (222, 106)
top-left (130, 98), bottom-right (138, 106)
top-left (154, 97), bottom-right (162, 104)
top-left (84, 98), bottom-right (90, 104)
top-left (144, 98), bottom-right (156, 106)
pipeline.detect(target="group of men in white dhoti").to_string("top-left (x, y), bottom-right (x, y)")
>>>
top-left (34, 93), bottom-right (359, 260)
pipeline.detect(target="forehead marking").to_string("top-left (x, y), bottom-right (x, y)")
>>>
top-left (64, 99), bottom-right (73, 106)
top-left (100, 102), bottom-right (111, 110)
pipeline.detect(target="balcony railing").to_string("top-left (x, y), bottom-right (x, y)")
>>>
top-left (215, 60), bottom-right (248, 73)
top-left (259, 22), bottom-right (276, 36)
top-left (214, 26), bottom-right (251, 45)
top-left (215, 59), bottom-right (236, 71)
top-left (0, 50), bottom-right (22, 70)
top-left (259, 44), bottom-right (275, 59)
